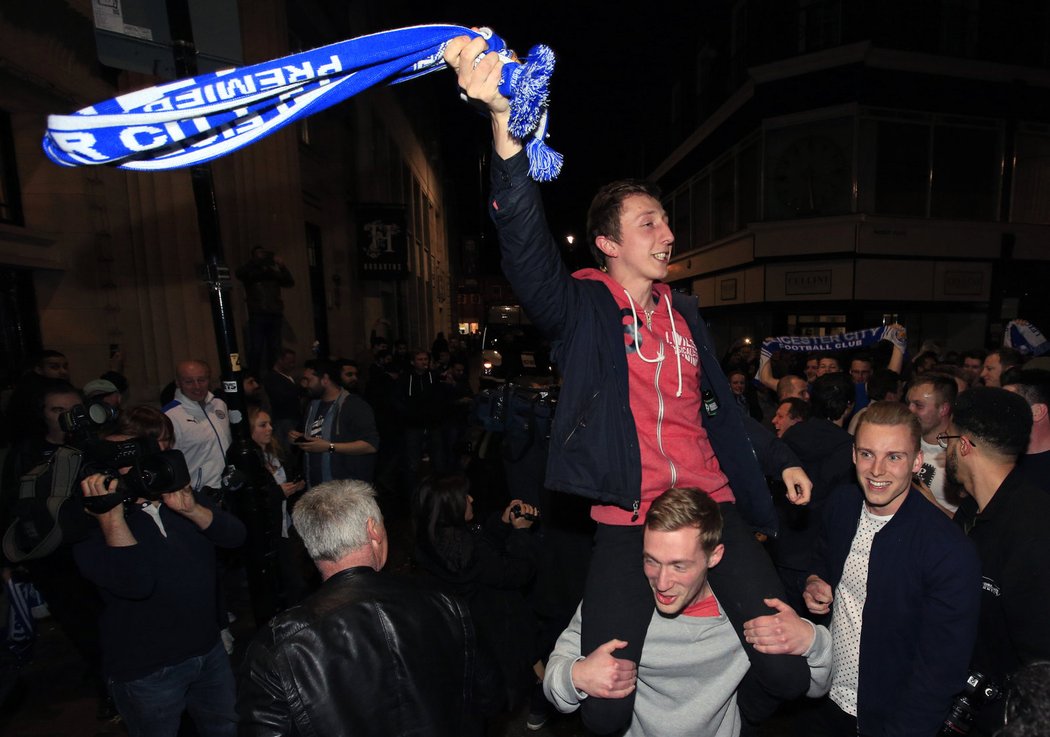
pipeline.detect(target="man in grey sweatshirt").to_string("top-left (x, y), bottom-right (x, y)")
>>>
top-left (544, 488), bottom-right (831, 737)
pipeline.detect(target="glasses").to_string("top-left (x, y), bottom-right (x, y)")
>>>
top-left (936, 433), bottom-right (976, 449)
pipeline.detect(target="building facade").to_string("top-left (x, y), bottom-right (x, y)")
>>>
top-left (650, 0), bottom-right (1050, 354)
top-left (0, 0), bottom-right (453, 401)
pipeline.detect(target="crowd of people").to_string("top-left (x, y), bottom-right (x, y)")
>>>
top-left (0, 333), bottom-right (520, 735)
top-left (0, 34), bottom-right (1048, 737)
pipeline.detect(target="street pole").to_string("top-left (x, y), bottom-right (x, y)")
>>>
top-left (165, 0), bottom-right (280, 625)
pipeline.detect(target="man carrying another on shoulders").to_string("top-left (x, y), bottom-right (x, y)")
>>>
top-left (445, 34), bottom-right (810, 733)
top-left (545, 487), bottom-right (832, 737)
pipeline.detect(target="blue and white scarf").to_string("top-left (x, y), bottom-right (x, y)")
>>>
top-left (43, 25), bottom-right (562, 181)
top-left (756, 324), bottom-right (906, 378)
top-left (1004, 319), bottom-right (1049, 357)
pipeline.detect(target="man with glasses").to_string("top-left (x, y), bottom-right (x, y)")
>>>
top-left (942, 387), bottom-right (1050, 734)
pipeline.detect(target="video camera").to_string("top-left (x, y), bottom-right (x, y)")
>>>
top-left (58, 401), bottom-right (119, 442)
top-left (54, 402), bottom-right (188, 512)
top-left (78, 437), bottom-right (191, 515)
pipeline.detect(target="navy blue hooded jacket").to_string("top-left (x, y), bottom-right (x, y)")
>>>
top-left (488, 150), bottom-right (777, 534)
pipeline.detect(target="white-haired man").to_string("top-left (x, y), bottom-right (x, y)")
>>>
top-left (237, 480), bottom-right (498, 736)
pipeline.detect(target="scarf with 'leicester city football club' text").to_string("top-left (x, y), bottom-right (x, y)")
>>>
top-left (42, 25), bottom-right (562, 181)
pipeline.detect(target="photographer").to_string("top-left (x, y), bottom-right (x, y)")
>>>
top-left (1, 380), bottom-right (108, 713)
top-left (73, 406), bottom-right (246, 737)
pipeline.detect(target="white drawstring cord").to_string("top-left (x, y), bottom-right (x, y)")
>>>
top-left (625, 290), bottom-right (684, 397)
top-left (665, 296), bottom-right (684, 398)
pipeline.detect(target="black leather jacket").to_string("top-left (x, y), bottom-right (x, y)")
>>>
top-left (237, 566), bottom-right (500, 736)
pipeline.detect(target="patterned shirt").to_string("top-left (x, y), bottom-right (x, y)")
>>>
top-left (830, 505), bottom-right (893, 716)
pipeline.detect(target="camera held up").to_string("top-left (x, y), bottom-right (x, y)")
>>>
top-left (79, 439), bottom-right (192, 515)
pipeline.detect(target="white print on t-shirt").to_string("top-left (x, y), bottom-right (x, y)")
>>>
top-left (308, 410), bottom-right (326, 439)
top-left (666, 330), bottom-right (699, 367)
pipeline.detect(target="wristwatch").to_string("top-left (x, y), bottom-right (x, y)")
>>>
top-left (328, 443), bottom-right (336, 454)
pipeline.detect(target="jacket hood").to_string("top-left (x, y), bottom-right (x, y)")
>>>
top-left (573, 268), bottom-right (672, 304)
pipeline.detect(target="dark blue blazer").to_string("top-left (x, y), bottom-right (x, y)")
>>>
top-left (810, 483), bottom-right (980, 736)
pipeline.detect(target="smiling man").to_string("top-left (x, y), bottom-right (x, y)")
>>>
top-left (446, 34), bottom-right (811, 733)
top-left (163, 360), bottom-right (231, 490)
top-left (772, 398), bottom-right (809, 439)
top-left (980, 347), bottom-right (1023, 388)
top-left (803, 402), bottom-right (980, 736)
top-left (544, 488), bottom-right (832, 737)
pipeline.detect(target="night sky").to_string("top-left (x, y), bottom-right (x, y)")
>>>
top-left (380, 2), bottom-right (707, 268)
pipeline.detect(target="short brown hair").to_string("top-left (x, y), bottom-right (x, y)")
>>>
top-left (116, 405), bottom-right (175, 445)
top-left (645, 488), bottom-right (723, 554)
top-left (854, 400), bottom-right (921, 452)
top-left (909, 373), bottom-right (958, 407)
top-left (586, 179), bottom-right (661, 268)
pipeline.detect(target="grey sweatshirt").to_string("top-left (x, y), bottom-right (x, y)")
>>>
top-left (545, 600), bottom-right (833, 737)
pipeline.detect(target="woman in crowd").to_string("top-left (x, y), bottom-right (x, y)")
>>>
top-left (247, 405), bottom-right (311, 606)
top-left (412, 474), bottom-right (540, 714)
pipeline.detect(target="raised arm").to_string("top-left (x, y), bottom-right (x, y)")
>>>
top-left (756, 347), bottom-right (779, 392)
top-left (443, 35), bottom-right (521, 161)
top-left (882, 323), bottom-right (907, 374)
top-left (444, 33), bottom-right (576, 342)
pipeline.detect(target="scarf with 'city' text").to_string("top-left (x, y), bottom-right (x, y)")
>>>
top-left (42, 25), bottom-right (562, 181)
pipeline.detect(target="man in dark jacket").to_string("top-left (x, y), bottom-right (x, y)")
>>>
top-left (261, 348), bottom-right (301, 454)
top-left (803, 402), bottom-right (980, 736)
top-left (946, 387), bottom-right (1050, 734)
top-left (237, 479), bottom-right (499, 736)
top-left (392, 350), bottom-right (445, 490)
top-left (446, 36), bottom-right (810, 733)
top-left (771, 373), bottom-right (855, 612)
top-left (75, 461), bottom-right (246, 737)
